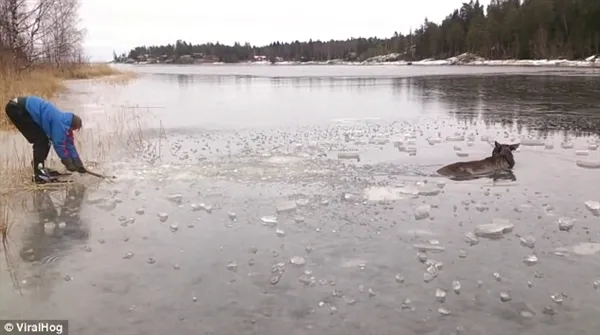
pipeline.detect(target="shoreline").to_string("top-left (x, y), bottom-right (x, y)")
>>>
top-left (122, 61), bottom-right (600, 68)
top-left (114, 55), bottom-right (600, 69)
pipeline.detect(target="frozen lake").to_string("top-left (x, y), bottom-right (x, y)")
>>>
top-left (1, 65), bottom-right (599, 335)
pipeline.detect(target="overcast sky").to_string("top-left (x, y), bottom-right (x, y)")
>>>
top-left (80, 0), bottom-right (490, 61)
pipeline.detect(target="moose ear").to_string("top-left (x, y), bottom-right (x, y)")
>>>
top-left (494, 141), bottom-right (501, 149)
top-left (509, 143), bottom-right (520, 151)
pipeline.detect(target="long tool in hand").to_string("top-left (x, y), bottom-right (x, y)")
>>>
top-left (85, 170), bottom-right (117, 181)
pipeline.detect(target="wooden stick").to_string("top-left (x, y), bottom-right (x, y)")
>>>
top-left (85, 170), bottom-right (116, 180)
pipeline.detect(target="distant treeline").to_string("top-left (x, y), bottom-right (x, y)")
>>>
top-left (115, 0), bottom-right (600, 64)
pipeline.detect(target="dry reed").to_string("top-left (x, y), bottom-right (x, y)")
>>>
top-left (0, 105), bottom-right (152, 194)
top-left (0, 63), bottom-right (136, 130)
top-left (0, 193), bottom-right (21, 293)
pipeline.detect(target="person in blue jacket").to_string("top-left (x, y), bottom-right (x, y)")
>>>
top-left (4, 96), bottom-right (87, 183)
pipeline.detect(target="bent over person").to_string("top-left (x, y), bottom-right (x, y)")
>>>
top-left (4, 96), bottom-right (87, 184)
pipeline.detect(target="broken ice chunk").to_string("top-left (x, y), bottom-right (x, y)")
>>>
top-left (414, 204), bottom-right (431, 220)
top-left (520, 236), bottom-right (536, 248)
top-left (167, 194), bottom-right (183, 204)
top-left (558, 217), bottom-right (575, 231)
top-left (438, 307), bottom-right (451, 316)
top-left (576, 160), bottom-right (600, 169)
top-left (191, 203), bottom-right (212, 213)
top-left (338, 151), bottom-right (360, 160)
top-left (561, 142), bottom-right (574, 149)
top-left (585, 201), bottom-right (600, 216)
top-left (435, 288), bottom-right (447, 303)
top-left (427, 137), bottom-right (442, 145)
top-left (452, 281), bottom-right (461, 294)
top-left (270, 262), bottom-right (286, 285)
top-left (520, 139), bottom-right (544, 146)
top-left (446, 135), bottom-right (464, 142)
top-left (523, 254), bottom-right (538, 266)
top-left (202, 203), bottom-right (213, 213)
top-left (550, 293), bottom-right (564, 304)
top-left (418, 187), bottom-right (441, 196)
top-left (474, 219), bottom-right (514, 239)
top-left (500, 292), bottom-right (512, 302)
top-left (570, 242), bottom-right (600, 256)
top-left (464, 232), bottom-right (479, 246)
top-left (260, 216), bottom-right (278, 226)
top-left (226, 261), bottom-right (238, 272)
top-left (413, 244), bottom-right (445, 253)
top-left (276, 201), bottom-right (297, 213)
top-left (157, 212), bottom-right (169, 222)
top-left (424, 272), bottom-right (435, 283)
top-left (424, 265), bottom-right (439, 283)
top-left (290, 256), bottom-right (306, 267)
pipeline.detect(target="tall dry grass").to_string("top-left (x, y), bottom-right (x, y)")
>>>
top-left (0, 104), bottom-right (156, 196)
top-left (0, 63), bottom-right (134, 130)
top-left (0, 61), bottom-right (133, 233)
top-left (0, 104), bottom-right (152, 193)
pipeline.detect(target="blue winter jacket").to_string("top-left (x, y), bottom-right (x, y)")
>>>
top-left (24, 96), bottom-right (80, 160)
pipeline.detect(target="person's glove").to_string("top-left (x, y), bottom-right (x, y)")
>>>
top-left (61, 159), bottom-right (77, 172)
top-left (73, 158), bottom-right (86, 174)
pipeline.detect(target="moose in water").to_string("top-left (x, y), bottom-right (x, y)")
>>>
top-left (437, 141), bottom-right (520, 181)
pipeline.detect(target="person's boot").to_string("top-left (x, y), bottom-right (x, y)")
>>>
top-left (32, 162), bottom-right (58, 184)
top-left (33, 174), bottom-right (55, 184)
top-left (31, 160), bottom-right (64, 177)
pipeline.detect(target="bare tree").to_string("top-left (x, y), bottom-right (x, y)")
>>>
top-left (0, 0), bottom-right (85, 69)
top-left (39, 0), bottom-right (85, 67)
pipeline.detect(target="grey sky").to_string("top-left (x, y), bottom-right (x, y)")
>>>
top-left (80, 0), bottom-right (490, 61)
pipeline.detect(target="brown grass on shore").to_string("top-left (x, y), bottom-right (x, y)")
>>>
top-left (0, 63), bottom-right (134, 130)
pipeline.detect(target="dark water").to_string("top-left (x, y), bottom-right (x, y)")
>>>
top-left (1, 65), bottom-right (599, 335)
